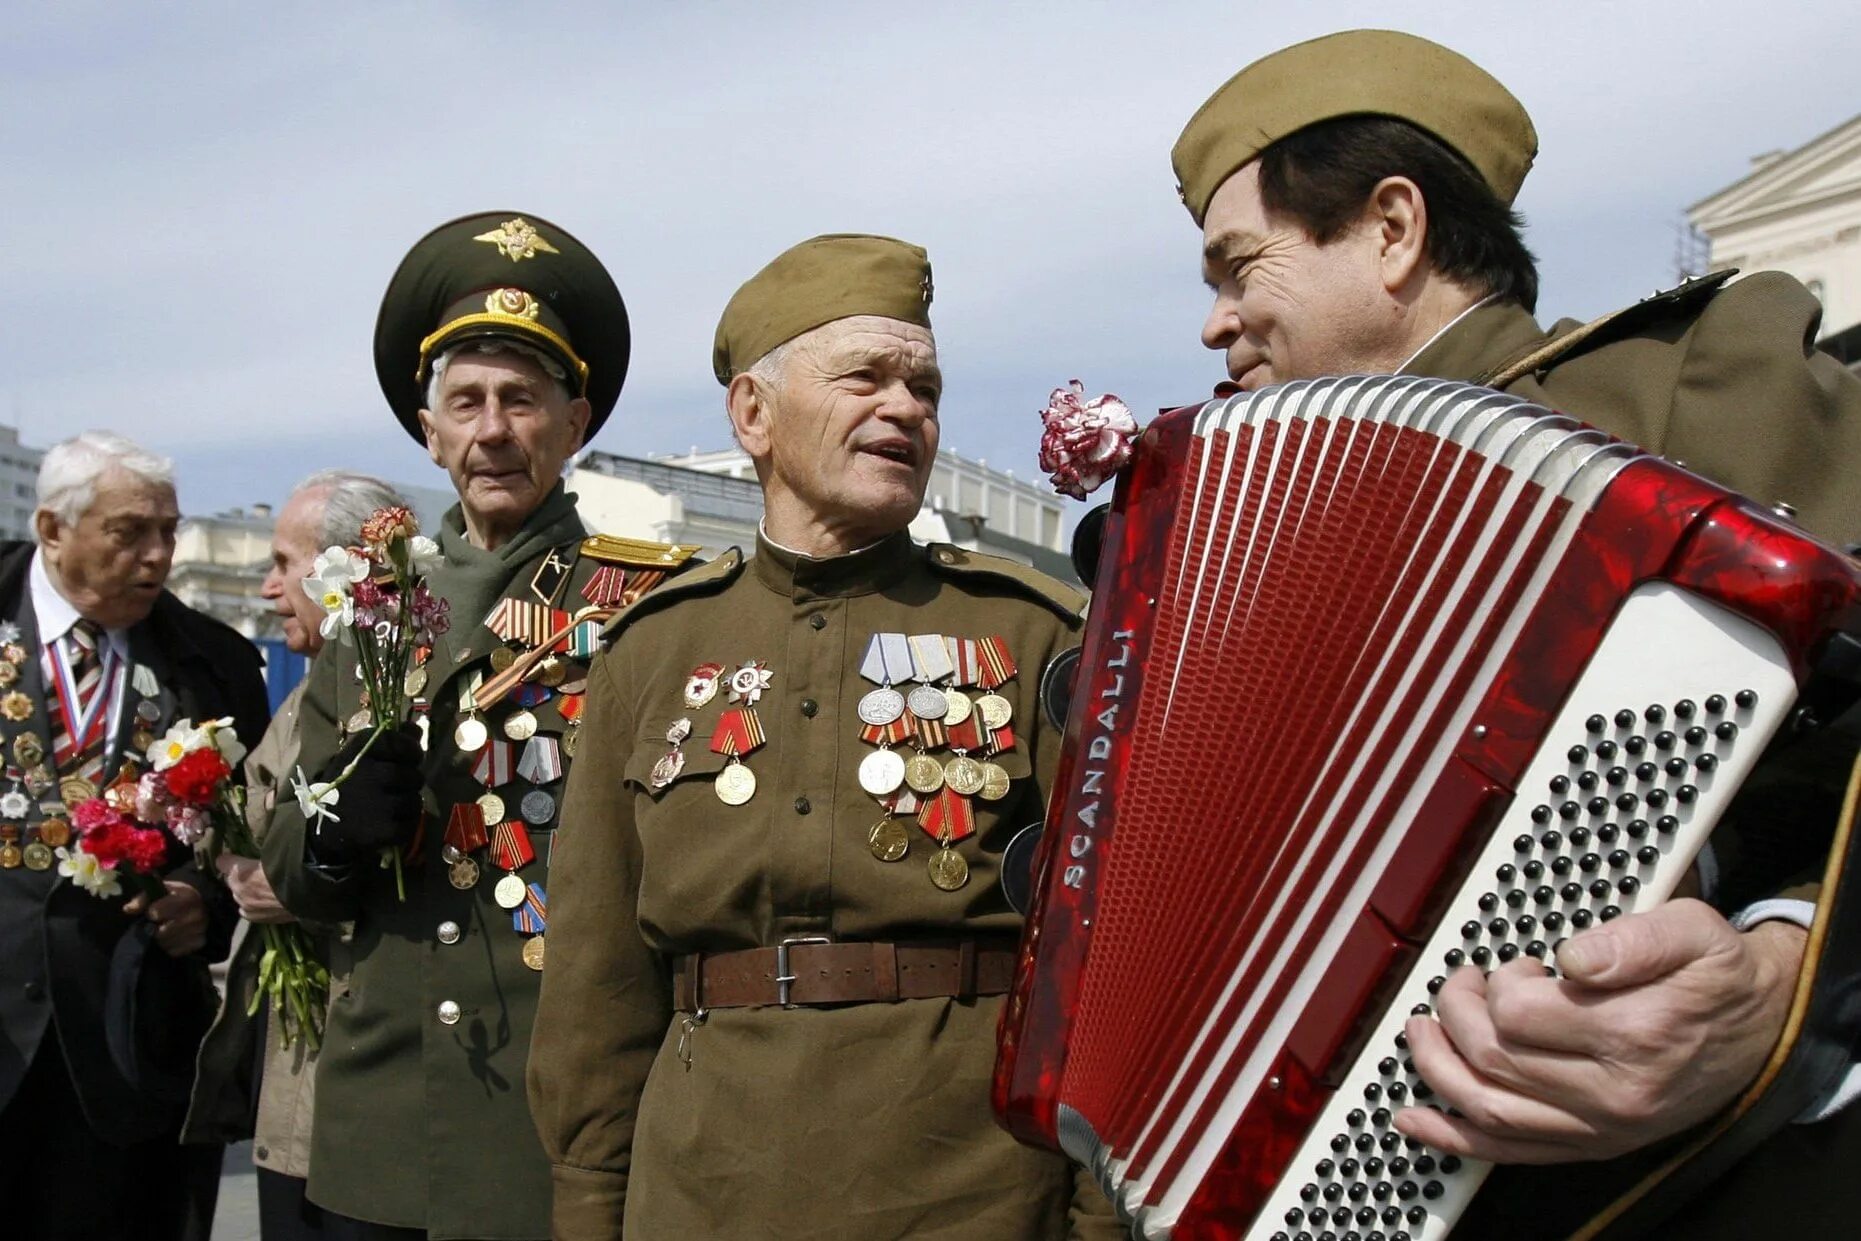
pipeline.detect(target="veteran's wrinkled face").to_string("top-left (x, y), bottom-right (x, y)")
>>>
top-left (36, 467), bottom-right (179, 631)
top-left (417, 349), bottom-right (589, 550)
top-left (1199, 161), bottom-right (1397, 391)
top-left (735, 315), bottom-right (941, 551)
top-left (261, 485), bottom-right (329, 656)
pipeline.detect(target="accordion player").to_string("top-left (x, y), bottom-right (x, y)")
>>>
top-left (994, 375), bottom-right (1861, 1240)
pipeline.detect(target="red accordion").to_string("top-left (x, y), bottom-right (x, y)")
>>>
top-left (995, 377), bottom-right (1861, 1239)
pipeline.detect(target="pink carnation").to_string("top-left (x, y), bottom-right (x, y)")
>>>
top-left (165, 803), bottom-right (210, 846)
top-left (1038, 380), bottom-right (1138, 500)
top-left (73, 797), bottom-right (125, 833)
top-left (136, 771), bottom-right (171, 823)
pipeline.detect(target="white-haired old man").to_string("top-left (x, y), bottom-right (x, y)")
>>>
top-left (186, 470), bottom-right (411, 1241)
top-left (0, 430), bottom-right (269, 1241)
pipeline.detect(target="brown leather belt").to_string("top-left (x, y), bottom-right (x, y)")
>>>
top-left (673, 937), bottom-right (1019, 1011)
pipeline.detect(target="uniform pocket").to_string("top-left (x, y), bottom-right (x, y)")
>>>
top-left (622, 720), bottom-right (730, 798)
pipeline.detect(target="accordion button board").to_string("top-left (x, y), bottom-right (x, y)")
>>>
top-left (993, 375), bottom-right (1861, 1241)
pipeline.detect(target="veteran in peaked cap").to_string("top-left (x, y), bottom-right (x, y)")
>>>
top-left (375, 211), bottom-right (630, 441)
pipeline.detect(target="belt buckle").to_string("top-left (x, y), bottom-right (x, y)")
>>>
top-left (774, 935), bottom-right (833, 1008)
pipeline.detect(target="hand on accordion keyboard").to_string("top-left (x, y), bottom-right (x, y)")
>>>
top-left (1394, 899), bottom-right (1806, 1164)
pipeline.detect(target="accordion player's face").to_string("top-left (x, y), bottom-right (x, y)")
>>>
top-left (1198, 161), bottom-right (1412, 390)
top-left (746, 315), bottom-right (942, 552)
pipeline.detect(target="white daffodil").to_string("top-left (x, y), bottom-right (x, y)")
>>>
top-left (146, 718), bottom-right (202, 770)
top-left (57, 844), bottom-right (122, 899)
top-left (303, 546), bottom-right (372, 643)
top-left (290, 767), bottom-right (341, 828)
top-left (198, 715), bottom-right (248, 767)
top-left (408, 535), bottom-right (443, 576)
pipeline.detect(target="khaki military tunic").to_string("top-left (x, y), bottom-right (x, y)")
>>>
top-left (530, 532), bottom-right (1121, 1240)
top-left (1405, 269), bottom-right (1861, 547)
top-left (267, 484), bottom-right (676, 1240)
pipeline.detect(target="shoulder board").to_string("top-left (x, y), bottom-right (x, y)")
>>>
top-left (1479, 269), bottom-right (1738, 389)
top-left (925, 544), bottom-right (1085, 621)
top-left (579, 534), bottom-right (704, 569)
top-left (597, 548), bottom-right (745, 642)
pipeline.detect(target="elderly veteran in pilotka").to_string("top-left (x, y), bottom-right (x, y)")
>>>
top-left (1170, 30), bottom-right (1861, 1237)
top-left (530, 234), bottom-right (1120, 1239)
top-left (264, 213), bottom-right (695, 1241)
top-left (0, 431), bottom-right (268, 1241)
top-left (187, 470), bottom-right (413, 1241)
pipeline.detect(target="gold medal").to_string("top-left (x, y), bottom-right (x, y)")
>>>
top-left (23, 765), bottom-right (53, 796)
top-left (521, 934), bottom-right (547, 971)
top-left (39, 817), bottom-right (71, 848)
top-left (448, 857), bottom-right (481, 889)
top-left (975, 693), bottom-right (1013, 730)
top-left (0, 692), bottom-right (32, 722)
top-left (494, 872), bottom-right (527, 909)
top-left (858, 748), bottom-right (906, 797)
top-left (476, 792), bottom-right (506, 824)
top-left (0, 843), bottom-right (19, 869)
top-left (941, 688), bottom-right (973, 727)
top-left (943, 755), bottom-right (985, 797)
top-left (0, 643), bottom-right (25, 666)
top-left (928, 846), bottom-right (970, 891)
top-left (404, 665), bottom-right (429, 696)
top-left (0, 662), bottom-right (16, 687)
top-left (11, 732), bottom-right (44, 767)
top-left (867, 818), bottom-right (910, 862)
top-left (535, 657), bottom-right (566, 688)
top-left (132, 729), bottom-right (155, 752)
top-left (60, 776), bottom-right (96, 805)
top-left (490, 647), bottom-right (517, 673)
top-left (503, 709), bottom-right (538, 742)
top-left (715, 761), bottom-right (757, 805)
top-left (22, 841), bottom-right (53, 871)
top-left (904, 753), bottom-right (946, 795)
top-left (346, 708), bottom-right (373, 735)
top-left (454, 716), bottom-right (489, 752)
top-left (979, 762), bottom-right (1012, 802)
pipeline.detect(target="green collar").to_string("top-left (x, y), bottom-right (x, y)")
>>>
top-left (751, 529), bottom-right (917, 600)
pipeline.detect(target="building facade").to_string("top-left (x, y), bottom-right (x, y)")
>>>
top-left (1687, 114), bottom-right (1861, 345)
top-left (0, 425), bottom-right (45, 542)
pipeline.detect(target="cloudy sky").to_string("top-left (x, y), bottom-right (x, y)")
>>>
top-left (4, 1), bottom-right (1856, 519)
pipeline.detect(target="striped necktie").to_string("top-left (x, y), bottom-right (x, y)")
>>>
top-left (51, 619), bottom-right (107, 784)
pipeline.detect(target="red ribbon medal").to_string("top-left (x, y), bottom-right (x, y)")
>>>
top-left (492, 819), bottom-right (536, 871)
top-left (918, 787), bottom-right (976, 843)
top-left (709, 708), bottom-right (766, 757)
top-left (859, 716), bottom-right (916, 746)
top-left (976, 636), bottom-right (1017, 689)
top-left (946, 713), bottom-right (986, 753)
top-left (445, 802), bottom-right (489, 853)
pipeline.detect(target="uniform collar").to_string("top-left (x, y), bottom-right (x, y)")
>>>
top-left (1400, 298), bottom-right (1545, 382)
top-left (28, 548), bottom-right (130, 659)
top-left (751, 526), bottom-right (917, 599)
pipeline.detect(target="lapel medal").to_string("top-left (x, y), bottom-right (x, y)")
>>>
top-left (684, 662), bottom-right (725, 709)
top-left (858, 747), bottom-right (906, 797)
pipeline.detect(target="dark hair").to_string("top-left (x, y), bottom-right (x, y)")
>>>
top-left (1258, 116), bottom-right (1539, 313)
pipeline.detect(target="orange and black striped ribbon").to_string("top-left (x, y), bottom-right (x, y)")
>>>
top-left (859, 717), bottom-right (915, 746)
top-left (976, 636), bottom-right (1016, 689)
top-left (919, 787), bottom-right (976, 842)
top-left (709, 707), bottom-right (766, 757)
top-left (492, 819), bottom-right (536, 871)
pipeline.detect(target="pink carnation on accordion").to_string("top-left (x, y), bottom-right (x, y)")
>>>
top-left (1038, 380), bottom-right (1138, 500)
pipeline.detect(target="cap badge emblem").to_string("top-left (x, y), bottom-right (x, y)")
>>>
top-left (473, 217), bottom-right (561, 262)
top-left (485, 287), bottom-right (543, 321)
top-left (920, 269), bottom-right (934, 305)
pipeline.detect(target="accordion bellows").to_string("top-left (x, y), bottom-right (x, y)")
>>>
top-left (995, 376), bottom-right (1861, 1239)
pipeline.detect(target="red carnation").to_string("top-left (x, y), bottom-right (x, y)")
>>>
top-left (81, 818), bottom-right (133, 868)
top-left (165, 748), bottom-right (231, 806)
top-left (122, 827), bottom-right (169, 874)
top-left (72, 796), bottom-right (123, 832)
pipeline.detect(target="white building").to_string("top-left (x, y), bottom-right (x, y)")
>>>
top-left (0, 425), bottom-right (45, 542)
top-left (1687, 114), bottom-right (1861, 347)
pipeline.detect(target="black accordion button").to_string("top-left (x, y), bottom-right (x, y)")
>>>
top-left (1614, 709), bottom-right (1637, 728)
top-left (1716, 721), bottom-right (1739, 741)
top-left (1705, 693), bottom-right (1727, 714)
top-left (1586, 714), bottom-right (1607, 734)
top-left (1644, 704), bottom-right (1666, 725)
top-left (1595, 739), bottom-right (1619, 760)
top-left (1697, 753), bottom-right (1719, 773)
top-left (1675, 699), bottom-right (1697, 719)
top-left (1736, 689), bottom-right (1759, 709)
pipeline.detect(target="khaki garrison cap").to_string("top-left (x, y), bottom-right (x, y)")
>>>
top-left (713, 234), bottom-right (934, 385)
top-left (1171, 30), bottom-right (1538, 225)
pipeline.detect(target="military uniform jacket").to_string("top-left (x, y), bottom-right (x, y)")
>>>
top-left (266, 485), bottom-right (675, 1239)
top-left (530, 532), bottom-right (1123, 1240)
top-left (1404, 269), bottom-right (1861, 547)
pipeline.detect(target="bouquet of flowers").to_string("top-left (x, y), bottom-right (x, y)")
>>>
top-left (58, 717), bottom-right (331, 1048)
top-left (1037, 380), bottom-right (1139, 500)
top-left (293, 505), bottom-right (448, 898)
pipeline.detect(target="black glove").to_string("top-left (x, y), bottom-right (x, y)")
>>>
top-left (311, 725), bottom-right (424, 859)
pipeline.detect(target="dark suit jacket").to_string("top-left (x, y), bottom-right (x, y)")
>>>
top-left (0, 539), bottom-right (269, 1144)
